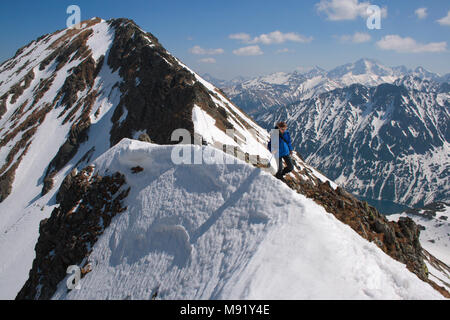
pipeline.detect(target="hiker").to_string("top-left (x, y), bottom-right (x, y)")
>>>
top-left (268, 121), bottom-right (294, 180)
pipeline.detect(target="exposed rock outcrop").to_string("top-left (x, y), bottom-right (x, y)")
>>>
top-left (283, 163), bottom-right (450, 298)
top-left (16, 166), bottom-right (130, 300)
top-left (137, 133), bottom-right (152, 143)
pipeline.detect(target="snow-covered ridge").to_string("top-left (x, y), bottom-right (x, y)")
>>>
top-left (47, 139), bottom-right (443, 300)
top-left (0, 17), bottom-right (292, 299)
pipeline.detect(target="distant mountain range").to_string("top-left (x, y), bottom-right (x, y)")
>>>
top-left (255, 74), bottom-right (449, 210)
top-left (205, 59), bottom-right (449, 211)
top-left (205, 58), bottom-right (450, 115)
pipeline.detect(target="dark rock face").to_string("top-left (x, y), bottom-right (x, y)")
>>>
top-left (0, 168), bottom-right (16, 202)
top-left (16, 166), bottom-right (130, 300)
top-left (42, 118), bottom-right (92, 196)
top-left (282, 164), bottom-right (449, 298)
top-left (105, 20), bottom-right (246, 149)
top-left (101, 18), bottom-right (242, 147)
top-left (0, 96), bottom-right (6, 119)
top-left (422, 248), bottom-right (450, 297)
top-left (107, 18), bottom-right (198, 146)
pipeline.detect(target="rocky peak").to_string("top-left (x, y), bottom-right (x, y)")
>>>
top-left (0, 17), bottom-right (269, 204)
top-left (327, 58), bottom-right (390, 78)
top-left (0, 17), bottom-right (272, 298)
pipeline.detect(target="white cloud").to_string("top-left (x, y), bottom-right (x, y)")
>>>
top-left (232, 45), bottom-right (264, 56)
top-left (276, 48), bottom-right (291, 54)
top-left (229, 31), bottom-right (312, 45)
top-left (376, 35), bottom-right (447, 53)
top-left (437, 11), bottom-right (450, 26)
top-left (316, 0), bottom-right (387, 21)
top-left (339, 32), bottom-right (371, 43)
top-left (229, 33), bottom-right (252, 42)
top-left (251, 31), bottom-right (313, 44)
top-left (189, 45), bottom-right (224, 55)
top-left (414, 7), bottom-right (427, 20)
top-left (352, 32), bottom-right (371, 43)
top-left (198, 58), bottom-right (216, 64)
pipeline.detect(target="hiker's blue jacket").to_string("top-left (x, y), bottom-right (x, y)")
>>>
top-left (268, 129), bottom-right (293, 157)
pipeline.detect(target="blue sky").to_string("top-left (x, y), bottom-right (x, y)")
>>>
top-left (0, 0), bottom-right (449, 79)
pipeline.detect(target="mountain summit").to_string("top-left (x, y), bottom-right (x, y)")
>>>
top-left (0, 17), bottom-right (270, 298)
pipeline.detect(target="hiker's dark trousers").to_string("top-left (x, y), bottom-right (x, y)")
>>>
top-left (277, 155), bottom-right (294, 176)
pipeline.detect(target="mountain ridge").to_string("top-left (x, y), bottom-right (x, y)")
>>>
top-left (0, 17), bottom-right (448, 300)
top-left (0, 17), bottom-right (270, 298)
top-left (16, 139), bottom-right (448, 299)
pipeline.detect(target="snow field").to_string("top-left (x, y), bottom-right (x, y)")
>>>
top-left (52, 140), bottom-right (443, 300)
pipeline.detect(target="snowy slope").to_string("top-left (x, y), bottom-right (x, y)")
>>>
top-left (0, 18), bottom-right (270, 299)
top-left (0, 19), bottom-right (122, 299)
top-left (48, 139), bottom-right (443, 300)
